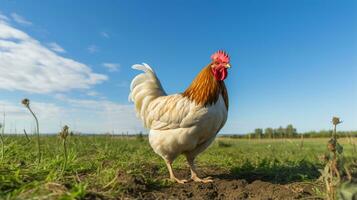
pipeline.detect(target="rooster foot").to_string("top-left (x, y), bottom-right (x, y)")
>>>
top-left (192, 176), bottom-right (213, 183)
top-left (170, 177), bottom-right (188, 184)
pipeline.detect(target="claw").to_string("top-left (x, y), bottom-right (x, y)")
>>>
top-left (192, 176), bottom-right (213, 183)
top-left (171, 177), bottom-right (188, 184)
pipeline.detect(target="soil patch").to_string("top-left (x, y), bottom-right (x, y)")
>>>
top-left (118, 167), bottom-right (322, 200)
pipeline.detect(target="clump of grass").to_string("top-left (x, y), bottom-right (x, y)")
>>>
top-left (217, 140), bottom-right (232, 148)
top-left (136, 131), bottom-right (144, 142)
top-left (59, 125), bottom-right (70, 171)
top-left (22, 98), bottom-right (41, 163)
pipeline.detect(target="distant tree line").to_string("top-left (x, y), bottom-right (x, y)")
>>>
top-left (227, 124), bottom-right (357, 139)
top-left (251, 124), bottom-right (298, 139)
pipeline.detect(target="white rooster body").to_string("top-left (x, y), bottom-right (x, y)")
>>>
top-left (129, 51), bottom-right (231, 183)
top-left (148, 94), bottom-right (227, 161)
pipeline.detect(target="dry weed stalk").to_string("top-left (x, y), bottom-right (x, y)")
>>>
top-left (59, 125), bottom-right (70, 171)
top-left (299, 133), bottom-right (304, 150)
top-left (23, 129), bottom-right (31, 143)
top-left (22, 98), bottom-right (41, 163)
top-left (319, 117), bottom-right (352, 200)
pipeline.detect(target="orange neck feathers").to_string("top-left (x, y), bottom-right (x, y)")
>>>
top-left (182, 64), bottom-right (229, 109)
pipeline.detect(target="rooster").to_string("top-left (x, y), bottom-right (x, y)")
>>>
top-left (129, 51), bottom-right (230, 183)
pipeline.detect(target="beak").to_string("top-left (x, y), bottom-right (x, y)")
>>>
top-left (226, 63), bottom-right (231, 68)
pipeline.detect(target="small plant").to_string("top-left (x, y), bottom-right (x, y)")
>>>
top-left (22, 98), bottom-right (41, 163)
top-left (59, 125), bottom-right (70, 171)
top-left (319, 117), bottom-right (352, 200)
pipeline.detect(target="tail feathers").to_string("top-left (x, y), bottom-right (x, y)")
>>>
top-left (129, 63), bottom-right (166, 126)
top-left (132, 63), bottom-right (153, 72)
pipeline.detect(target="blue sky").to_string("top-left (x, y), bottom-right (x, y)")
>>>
top-left (0, 0), bottom-right (356, 134)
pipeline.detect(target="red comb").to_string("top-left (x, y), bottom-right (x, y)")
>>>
top-left (211, 50), bottom-right (230, 63)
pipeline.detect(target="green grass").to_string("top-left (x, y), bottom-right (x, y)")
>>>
top-left (0, 136), bottom-right (356, 199)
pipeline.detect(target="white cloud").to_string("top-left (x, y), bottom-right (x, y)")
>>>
top-left (100, 31), bottom-right (109, 38)
top-left (86, 91), bottom-right (99, 97)
top-left (0, 12), bottom-right (9, 21)
top-left (47, 42), bottom-right (66, 53)
top-left (0, 19), bottom-right (107, 94)
top-left (103, 63), bottom-right (120, 72)
top-left (87, 45), bottom-right (98, 53)
top-left (0, 14), bottom-right (143, 134)
top-left (11, 13), bottom-right (32, 26)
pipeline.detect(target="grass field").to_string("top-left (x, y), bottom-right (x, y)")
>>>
top-left (0, 135), bottom-right (356, 199)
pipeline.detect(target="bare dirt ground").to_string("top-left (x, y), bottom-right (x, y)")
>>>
top-left (96, 167), bottom-right (322, 200)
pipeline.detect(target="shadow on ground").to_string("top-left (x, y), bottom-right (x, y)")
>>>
top-left (226, 159), bottom-right (321, 184)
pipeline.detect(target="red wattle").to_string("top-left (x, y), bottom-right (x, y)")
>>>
top-left (212, 67), bottom-right (228, 81)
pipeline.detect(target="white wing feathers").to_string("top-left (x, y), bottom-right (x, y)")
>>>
top-left (145, 95), bottom-right (206, 130)
top-left (129, 63), bottom-right (205, 130)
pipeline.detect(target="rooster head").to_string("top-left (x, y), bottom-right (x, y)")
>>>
top-left (210, 50), bottom-right (230, 81)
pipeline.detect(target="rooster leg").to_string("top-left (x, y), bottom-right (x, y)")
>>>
top-left (186, 157), bottom-right (213, 183)
top-left (164, 159), bottom-right (188, 184)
